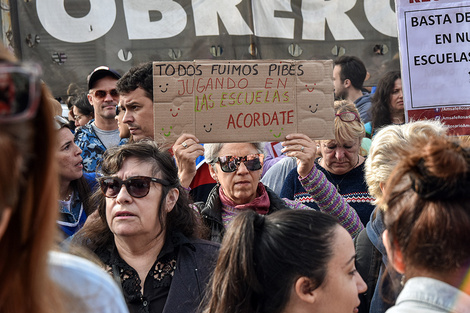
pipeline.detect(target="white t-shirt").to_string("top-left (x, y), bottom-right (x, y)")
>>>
top-left (48, 251), bottom-right (129, 313)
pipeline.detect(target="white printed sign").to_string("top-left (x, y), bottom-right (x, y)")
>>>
top-left (396, 0), bottom-right (470, 113)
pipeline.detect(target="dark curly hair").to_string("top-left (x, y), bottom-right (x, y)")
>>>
top-left (116, 62), bottom-right (153, 101)
top-left (370, 71), bottom-right (401, 134)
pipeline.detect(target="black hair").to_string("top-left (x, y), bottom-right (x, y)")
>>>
top-left (334, 55), bottom-right (367, 90)
top-left (116, 62), bottom-right (153, 101)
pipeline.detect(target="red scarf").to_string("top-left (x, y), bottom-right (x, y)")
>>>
top-left (219, 182), bottom-right (271, 215)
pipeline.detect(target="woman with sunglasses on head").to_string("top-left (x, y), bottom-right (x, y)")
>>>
top-left (380, 134), bottom-right (470, 312)
top-left (195, 120), bottom-right (364, 243)
top-left (203, 209), bottom-right (367, 313)
top-left (55, 115), bottom-right (97, 238)
top-left (280, 100), bottom-right (374, 226)
top-left (74, 140), bottom-right (219, 313)
top-left (0, 46), bottom-right (129, 312)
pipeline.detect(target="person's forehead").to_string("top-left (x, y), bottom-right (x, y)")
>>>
top-left (121, 88), bottom-right (152, 105)
top-left (218, 143), bottom-right (258, 155)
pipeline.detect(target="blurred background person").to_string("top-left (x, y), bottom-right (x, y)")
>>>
top-left (0, 46), bottom-right (128, 313)
top-left (55, 115), bottom-right (96, 238)
top-left (356, 120), bottom-right (447, 313)
top-left (74, 141), bottom-right (219, 313)
top-left (72, 92), bottom-right (94, 128)
top-left (366, 71), bottom-right (404, 137)
top-left (202, 209), bottom-right (367, 313)
top-left (382, 134), bottom-right (470, 312)
top-left (280, 100), bottom-right (374, 226)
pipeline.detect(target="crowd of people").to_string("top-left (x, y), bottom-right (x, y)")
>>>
top-left (1, 42), bottom-right (469, 313)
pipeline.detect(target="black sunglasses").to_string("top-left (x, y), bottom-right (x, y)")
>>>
top-left (98, 176), bottom-right (170, 198)
top-left (215, 154), bottom-right (264, 173)
top-left (0, 63), bottom-right (41, 122)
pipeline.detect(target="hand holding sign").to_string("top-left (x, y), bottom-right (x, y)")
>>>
top-left (281, 133), bottom-right (318, 178)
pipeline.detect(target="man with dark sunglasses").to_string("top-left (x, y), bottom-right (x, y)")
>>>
top-left (75, 66), bottom-right (128, 172)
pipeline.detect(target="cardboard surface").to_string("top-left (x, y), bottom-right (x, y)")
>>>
top-left (153, 60), bottom-right (334, 143)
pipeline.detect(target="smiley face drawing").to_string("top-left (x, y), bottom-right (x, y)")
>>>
top-left (162, 126), bottom-right (173, 137)
top-left (309, 104), bottom-right (319, 114)
top-left (170, 107), bottom-right (180, 117)
top-left (305, 83), bottom-right (316, 92)
top-left (203, 123), bottom-right (213, 133)
top-left (159, 83), bottom-right (169, 93)
top-left (270, 128), bottom-right (284, 138)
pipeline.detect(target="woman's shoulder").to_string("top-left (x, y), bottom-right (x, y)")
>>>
top-left (48, 250), bottom-right (129, 313)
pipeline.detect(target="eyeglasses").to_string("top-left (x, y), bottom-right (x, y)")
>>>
top-left (98, 176), bottom-right (170, 198)
top-left (90, 89), bottom-right (119, 100)
top-left (0, 63), bottom-right (42, 122)
top-left (215, 154), bottom-right (264, 173)
top-left (54, 115), bottom-right (70, 129)
top-left (335, 112), bottom-right (360, 123)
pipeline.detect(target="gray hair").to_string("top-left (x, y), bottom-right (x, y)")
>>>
top-left (365, 120), bottom-right (447, 206)
top-left (205, 142), bottom-right (264, 166)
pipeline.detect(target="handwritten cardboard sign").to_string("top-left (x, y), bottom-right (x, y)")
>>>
top-left (397, 0), bottom-right (470, 120)
top-left (153, 60), bottom-right (334, 143)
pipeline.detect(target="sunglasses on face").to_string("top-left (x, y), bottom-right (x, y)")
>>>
top-left (0, 63), bottom-right (42, 122)
top-left (215, 154), bottom-right (264, 173)
top-left (335, 111), bottom-right (360, 123)
top-left (91, 89), bottom-right (119, 100)
top-left (98, 176), bottom-right (170, 198)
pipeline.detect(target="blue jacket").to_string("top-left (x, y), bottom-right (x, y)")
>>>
top-left (355, 92), bottom-right (372, 124)
top-left (58, 172), bottom-right (97, 238)
top-left (74, 119), bottom-right (127, 172)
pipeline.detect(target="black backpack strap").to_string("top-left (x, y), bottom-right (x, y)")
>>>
top-left (354, 228), bottom-right (382, 313)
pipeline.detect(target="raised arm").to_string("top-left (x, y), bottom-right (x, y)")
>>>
top-left (281, 133), bottom-right (364, 238)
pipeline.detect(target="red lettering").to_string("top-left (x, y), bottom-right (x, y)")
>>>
top-left (236, 113), bottom-right (243, 128)
top-left (270, 112), bottom-right (279, 125)
top-left (227, 78), bottom-right (236, 89)
top-left (196, 78), bottom-right (206, 93)
top-left (238, 78), bottom-right (249, 89)
top-left (253, 112), bottom-right (261, 126)
top-left (287, 109), bottom-right (294, 124)
top-left (215, 77), bottom-right (224, 89)
top-left (265, 78), bottom-right (273, 89)
top-left (227, 114), bottom-right (236, 129)
top-left (244, 113), bottom-right (253, 128)
top-left (262, 112), bottom-right (271, 125)
top-left (277, 78), bottom-right (288, 89)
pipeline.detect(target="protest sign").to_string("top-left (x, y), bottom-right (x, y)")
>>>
top-left (397, 0), bottom-right (470, 134)
top-left (153, 60), bottom-right (334, 143)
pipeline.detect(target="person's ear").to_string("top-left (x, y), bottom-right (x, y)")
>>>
top-left (164, 188), bottom-right (179, 213)
top-left (379, 182), bottom-right (385, 193)
top-left (87, 93), bottom-right (94, 106)
top-left (382, 230), bottom-right (405, 274)
top-left (208, 164), bottom-right (219, 183)
top-left (293, 276), bottom-right (317, 304)
top-left (0, 208), bottom-right (12, 241)
top-left (343, 78), bottom-right (351, 88)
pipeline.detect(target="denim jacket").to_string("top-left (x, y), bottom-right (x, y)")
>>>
top-left (387, 277), bottom-right (470, 313)
top-left (74, 119), bottom-right (127, 172)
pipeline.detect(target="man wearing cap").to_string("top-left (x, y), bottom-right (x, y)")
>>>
top-left (74, 66), bottom-right (127, 172)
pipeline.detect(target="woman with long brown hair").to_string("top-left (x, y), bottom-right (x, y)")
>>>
top-left (0, 45), bottom-right (128, 313)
